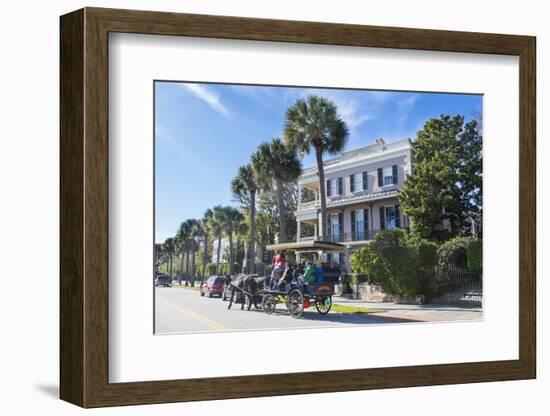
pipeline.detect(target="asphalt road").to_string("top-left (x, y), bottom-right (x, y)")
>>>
top-left (154, 286), bottom-right (410, 334)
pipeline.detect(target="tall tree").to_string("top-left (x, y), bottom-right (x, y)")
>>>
top-left (252, 138), bottom-right (302, 243)
top-left (162, 237), bottom-right (175, 279)
top-left (399, 114), bottom-right (482, 240)
top-left (211, 205), bottom-right (225, 274)
top-left (200, 208), bottom-right (213, 278)
top-left (221, 207), bottom-right (245, 274)
top-left (284, 95), bottom-right (349, 240)
top-left (231, 164), bottom-right (258, 274)
top-left (186, 218), bottom-right (201, 286)
top-left (256, 181), bottom-right (299, 245)
top-left (154, 243), bottom-right (164, 274)
top-left (175, 221), bottom-right (192, 285)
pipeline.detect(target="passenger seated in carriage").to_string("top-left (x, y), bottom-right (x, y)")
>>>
top-left (269, 252), bottom-right (287, 290)
top-left (277, 262), bottom-right (294, 291)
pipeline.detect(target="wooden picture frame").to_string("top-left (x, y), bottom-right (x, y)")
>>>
top-left (60, 7), bottom-right (536, 408)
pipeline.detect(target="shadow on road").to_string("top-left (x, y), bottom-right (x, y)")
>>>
top-left (240, 306), bottom-right (421, 324)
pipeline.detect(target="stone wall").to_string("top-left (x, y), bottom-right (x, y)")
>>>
top-left (335, 283), bottom-right (396, 302)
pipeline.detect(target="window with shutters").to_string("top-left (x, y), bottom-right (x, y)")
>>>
top-left (330, 213), bottom-right (341, 241)
top-left (385, 206), bottom-right (397, 229)
top-left (328, 178), bottom-right (341, 196)
top-left (355, 209), bottom-right (365, 240)
top-left (352, 173), bottom-right (363, 192)
top-left (382, 166), bottom-right (394, 186)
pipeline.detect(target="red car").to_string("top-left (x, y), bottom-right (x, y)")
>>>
top-left (200, 276), bottom-right (225, 298)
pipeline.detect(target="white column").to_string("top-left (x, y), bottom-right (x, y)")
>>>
top-left (297, 220), bottom-right (301, 242)
top-left (297, 185), bottom-right (302, 209)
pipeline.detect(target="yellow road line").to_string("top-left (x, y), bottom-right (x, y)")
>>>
top-left (158, 298), bottom-right (230, 331)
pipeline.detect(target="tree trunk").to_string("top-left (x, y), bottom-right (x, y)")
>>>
top-left (315, 148), bottom-right (327, 240)
top-left (216, 235), bottom-right (222, 274)
top-left (202, 234), bottom-right (208, 277)
top-left (228, 232), bottom-right (234, 275)
top-left (179, 252), bottom-right (184, 285)
top-left (169, 253), bottom-right (173, 278)
top-left (191, 249), bottom-right (196, 286)
top-left (249, 190), bottom-right (256, 275)
top-left (275, 178), bottom-right (286, 243)
top-left (185, 250), bottom-right (190, 285)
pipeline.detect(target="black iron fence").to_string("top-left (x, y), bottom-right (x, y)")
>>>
top-left (429, 264), bottom-right (483, 307)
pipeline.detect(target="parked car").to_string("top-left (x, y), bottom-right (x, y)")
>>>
top-left (200, 276), bottom-right (225, 297)
top-left (155, 274), bottom-right (172, 287)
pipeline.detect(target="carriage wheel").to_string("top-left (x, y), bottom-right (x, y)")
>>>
top-left (315, 296), bottom-right (332, 315)
top-left (262, 294), bottom-right (277, 314)
top-left (287, 288), bottom-right (304, 319)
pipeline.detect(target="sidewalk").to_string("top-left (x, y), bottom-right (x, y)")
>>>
top-left (332, 296), bottom-right (482, 322)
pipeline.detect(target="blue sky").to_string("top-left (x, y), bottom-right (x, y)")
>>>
top-left (155, 82), bottom-right (482, 243)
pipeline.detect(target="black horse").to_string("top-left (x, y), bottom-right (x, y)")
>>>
top-left (228, 274), bottom-right (266, 310)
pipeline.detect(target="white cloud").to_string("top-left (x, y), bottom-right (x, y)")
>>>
top-left (329, 96), bottom-right (373, 129)
top-left (397, 94), bottom-right (419, 113)
top-left (181, 83), bottom-right (231, 117)
top-left (395, 94), bottom-right (420, 126)
top-left (305, 89), bottom-right (390, 131)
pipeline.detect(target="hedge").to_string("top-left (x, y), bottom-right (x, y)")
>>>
top-left (350, 229), bottom-right (438, 296)
top-left (467, 239), bottom-right (482, 271)
top-left (437, 237), bottom-right (470, 268)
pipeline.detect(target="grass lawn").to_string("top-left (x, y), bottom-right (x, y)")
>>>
top-left (331, 304), bottom-right (379, 314)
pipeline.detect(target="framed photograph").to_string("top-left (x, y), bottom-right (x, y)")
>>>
top-left (60, 7), bottom-right (536, 408)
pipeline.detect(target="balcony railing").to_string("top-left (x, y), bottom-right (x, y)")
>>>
top-left (297, 188), bottom-right (400, 211)
top-left (298, 230), bottom-right (385, 243)
top-left (299, 200), bottom-right (320, 210)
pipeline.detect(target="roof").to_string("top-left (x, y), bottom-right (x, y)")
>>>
top-left (265, 240), bottom-right (346, 253)
top-left (299, 138), bottom-right (412, 181)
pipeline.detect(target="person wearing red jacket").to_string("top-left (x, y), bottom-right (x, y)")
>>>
top-left (271, 251), bottom-right (287, 268)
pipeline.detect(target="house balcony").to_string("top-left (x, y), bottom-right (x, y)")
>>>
top-left (297, 230), bottom-right (384, 245)
top-left (296, 188), bottom-right (400, 214)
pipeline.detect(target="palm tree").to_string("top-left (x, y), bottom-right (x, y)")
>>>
top-left (231, 164), bottom-right (258, 274)
top-left (154, 243), bottom-right (164, 274)
top-left (221, 207), bottom-right (245, 275)
top-left (252, 138), bottom-right (302, 243)
top-left (284, 95), bottom-right (349, 240)
top-left (211, 205), bottom-right (225, 274)
top-left (200, 208), bottom-right (213, 278)
top-left (185, 218), bottom-right (200, 286)
top-left (162, 237), bottom-right (175, 279)
top-left (175, 221), bottom-right (191, 285)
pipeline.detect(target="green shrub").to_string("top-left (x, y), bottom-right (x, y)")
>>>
top-left (467, 239), bottom-right (482, 271)
top-left (341, 274), bottom-right (358, 293)
top-left (437, 237), bottom-right (471, 268)
top-left (415, 240), bottom-right (439, 269)
top-left (379, 244), bottom-right (421, 296)
top-left (350, 229), bottom-right (439, 296)
top-left (205, 263), bottom-right (217, 276)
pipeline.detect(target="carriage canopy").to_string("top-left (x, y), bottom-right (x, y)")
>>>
top-left (265, 240), bottom-right (345, 253)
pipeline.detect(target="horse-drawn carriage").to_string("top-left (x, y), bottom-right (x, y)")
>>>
top-left (226, 240), bottom-right (344, 318)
